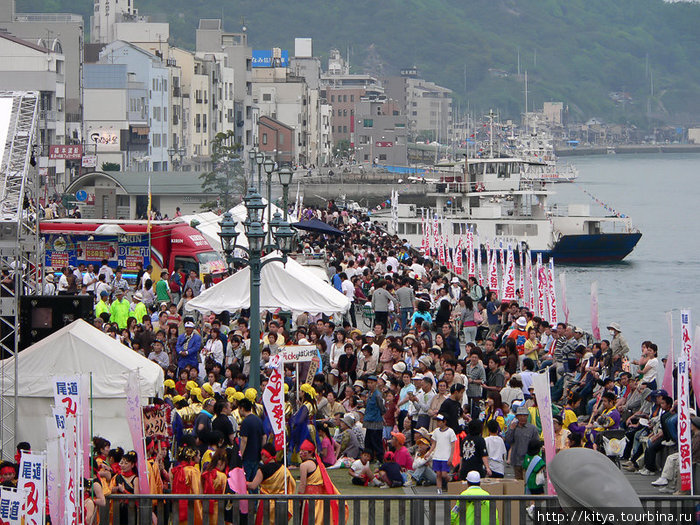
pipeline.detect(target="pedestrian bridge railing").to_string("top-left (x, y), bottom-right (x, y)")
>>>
top-left (100, 493), bottom-right (700, 525)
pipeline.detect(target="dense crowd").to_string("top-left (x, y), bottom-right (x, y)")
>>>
top-left (19, 202), bottom-right (699, 523)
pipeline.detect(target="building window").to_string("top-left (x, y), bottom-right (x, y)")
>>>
top-left (379, 154), bottom-right (387, 161)
top-left (350, 95), bottom-right (354, 102)
top-left (262, 93), bottom-right (272, 101)
top-left (279, 134), bottom-right (284, 145)
top-left (262, 133), bottom-right (268, 145)
top-left (343, 95), bottom-right (347, 102)
top-left (343, 109), bottom-right (347, 117)
top-left (153, 134), bottom-right (161, 147)
top-left (343, 126), bottom-right (347, 133)
top-left (203, 114), bottom-right (207, 133)
top-left (363, 119), bottom-right (373, 128)
top-left (162, 133), bottom-right (167, 147)
top-left (331, 95), bottom-right (335, 102)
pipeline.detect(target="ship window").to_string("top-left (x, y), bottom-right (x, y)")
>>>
top-left (453, 223), bottom-right (478, 235)
top-left (398, 223), bottom-right (418, 235)
top-left (485, 162), bottom-right (496, 174)
top-left (496, 223), bottom-right (538, 236)
top-left (498, 163), bottom-right (509, 178)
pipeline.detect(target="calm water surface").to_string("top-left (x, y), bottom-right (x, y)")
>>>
top-left (551, 153), bottom-right (700, 356)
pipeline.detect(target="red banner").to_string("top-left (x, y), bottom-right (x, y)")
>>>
top-left (678, 310), bottom-right (693, 493)
top-left (49, 145), bottom-right (82, 160)
top-left (374, 141), bottom-right (393, 148)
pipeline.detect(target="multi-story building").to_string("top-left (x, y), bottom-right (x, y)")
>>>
top-left (83, 63), bottom-right (149, 171)
top-left (0, 32), bottom-right (67, 189)
top-left (384, 67), bottom-right (452, 143)
top-left (195, 20), bottom-right (255, 159)
top-left (90, 0), bottom-right (168, 46)
top-left (98, 41), bottom-right (169, 171)
top-left (353, 95), bottom-right (409, 166)
top-left (321, 49), bottom-right (383, 146)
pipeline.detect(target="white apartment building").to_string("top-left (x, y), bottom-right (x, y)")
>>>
top-left (0, 32), bottom-right (67, 189)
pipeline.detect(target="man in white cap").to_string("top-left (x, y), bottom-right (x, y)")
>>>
top-left (130, 291), bottom-right (147, 323)
top-left (450, 470), bottom-right (498, 525)
top-left (506, 316), bottom-right (529, 354)
top-left (176, 320), bottom-right (202, 372)
top-left (607, 322), bottom-right (630, 373)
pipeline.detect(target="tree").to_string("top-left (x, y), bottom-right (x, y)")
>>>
top-left (199, 131), bottom-right (247, 211)
top-left (101, 162), bottom-right (120, 171)
top-left (334, 139), bottom-right (352, 159)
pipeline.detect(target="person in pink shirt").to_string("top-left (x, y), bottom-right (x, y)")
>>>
top-left (391, 431), bottom-right (413, 470)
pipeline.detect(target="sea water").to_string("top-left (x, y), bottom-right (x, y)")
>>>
top-left (551, 153), bottom-right (700, 357)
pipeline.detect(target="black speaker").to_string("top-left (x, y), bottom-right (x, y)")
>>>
top-left (18, 295), bottom-right (94, 350)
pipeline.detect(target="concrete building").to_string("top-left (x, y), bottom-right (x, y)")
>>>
top-left (353, 96), bottom-right (409, 166)
top-left (83, 63), bottom-right (149, 172)
top-left (90, 0), bottom-right (168, 46)
top-left (543, 102), bottom-right (564, 126)
top-left (195, 20), bottom-right (255, 159)
top-left (321, 49), bottom-right (383, 146)
top-left (0, 32), bottom-right (67, 189)
top-left (384, 67), bottom-right (452, 143)
top-left (0, 0), bottom-right (84, 147)
top-left (98, 41), bottom-right (169, 171)
top-left (64, 170), bottom-right (216, 219)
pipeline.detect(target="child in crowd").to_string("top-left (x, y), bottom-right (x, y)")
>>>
top-left (349, 450), bottom-right (374, 486)
top-left (484, 420), bottom-right (506, 478)
top-left (428, 414), bottom-right (457, 494)
top-left (523, 439), bottom-right (546, 495)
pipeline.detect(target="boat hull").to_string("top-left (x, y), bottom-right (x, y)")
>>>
top-left (548, 232), bottom-right (642, 263)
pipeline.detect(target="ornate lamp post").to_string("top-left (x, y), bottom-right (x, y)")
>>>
top-left (277, 167), bottom-right (293, 221)
top-left (218, 186), bottom-right (296, 390)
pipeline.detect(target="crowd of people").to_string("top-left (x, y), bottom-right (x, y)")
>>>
top-left (19, 202), bottom-right (699, 523)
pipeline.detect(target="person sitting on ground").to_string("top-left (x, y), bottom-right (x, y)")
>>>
top-left (349, 450), bottom-right (374, 486)
top-left (373, 451), bottom-right (404, 488)
top-left (408, 437), bottom-right (437, 487)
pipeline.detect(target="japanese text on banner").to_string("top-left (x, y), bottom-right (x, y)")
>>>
top-left (18, 452), bottom-right (45, 525)
top-left (678, 310), bottom-right (693, 493)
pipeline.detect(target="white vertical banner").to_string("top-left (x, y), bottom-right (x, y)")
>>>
top-left (52, 376), bottom-right (82, 525)
top-left (559, 272), bottom-right (569, 325)
top-left (18, 452), bottom-right (46, 525)
top-left (488, 249), bottom-right (499, 297)
top-left (678, 310), bottom-right (693, 493)
top-left (262, 355), bottom-right (286, 450)
top-left (0, 487), bottom-right (24, 525)
top-left (45, 418), bottom-right (62, 525)
top-left (547, 258), bottom-right (558, 325)
top-left (526, 251), bottom-right (535, 312)
top-left (532, 371), bottom-right (556, 495)
top-left (502, 245), bottom-right (516, 301)
top-left (536, 253), bottom-right (547, 320)
top-left (518, 247), bottom-right (524, 299)
top-left (467, 228), bottom-right (476, 278)
top-left (476, 237), bottom-right (484, 286)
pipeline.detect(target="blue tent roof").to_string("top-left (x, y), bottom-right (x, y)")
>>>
top-left (291, 218), bottom-right (345, 236)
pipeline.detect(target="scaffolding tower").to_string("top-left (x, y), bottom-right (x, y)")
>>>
top-left (0, 91), bottom-right (40, 459)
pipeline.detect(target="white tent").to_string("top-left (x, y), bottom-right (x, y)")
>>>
top-left (185, 252), bottom-right (350, 315)
top-left (0, 319), bottom-right (164, 450)
top-left (230, 198), bottom-right (284, 226)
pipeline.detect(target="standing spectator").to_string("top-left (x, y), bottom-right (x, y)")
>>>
top-left (363, 375), bottom-right (385, 462)
top-left (504, 406), bottom-right (540, 480)
top-left (607, 322), bottom-right (630, 372)
top-left (395, 278), bottom-right (416, 332)
top-left (183, 270), bottom-right (203, 298)
top-left (239, 398), bottom-right (264, 483)
top-left (155, 270), bottom-right (171, 304)
top-left (428, 414), bottom-right (457, 493)
top-left (176, 321), bottom-right (202, 372)
top-left (371, 280), bottom-right (394, 332)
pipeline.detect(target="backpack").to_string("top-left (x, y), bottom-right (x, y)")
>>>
top-left (475, 284), bottom-right (485, 300)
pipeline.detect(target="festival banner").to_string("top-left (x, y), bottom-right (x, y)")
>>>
top-left (559, 272), bottom-right (570, 325)
top-left (454, 238), bottom-right (463, 276)
top-left (0, 487), bottom-right (23, 525)
top-left (661, 312), bottom-right (675, 399)
top-left (518, 248), bottom-right (524, 298)
top-left (532, 371), bottom-right (556, 495)
top-left (125, 371), bottom-right (150, 493)
top-left (476, 238), bottom-right (484, 286)
top-left (485, 240), bottom-right (491, 287)
top-left (45, 420), bottom-right (62, 525)
top-left (263, 354), bottom-right (286, 450)
top-left (526, 252), bottom-right (534, 312)
top-left (547, 258), bottom-right (558, 325)
top-left (678, 310), bottom-right (693, 493)
top-left (467, 229), bottom-right (476, 278)
top-left (498, 243), bottom-right (505, 283)
top-left (692, 326), bottom-right (700, 409)
top-left (536, 254), bottom-right (547, 320)
top-left (18, 452), bottom-right (45, 525)
top-left (488, 249), bottom-right (499, 297)
top-left (52, 376), bottom-right (81, 525)
top-left (502, 245), bottom-right (516, 301)
top-left (590, 282), bottom-right (601, 341)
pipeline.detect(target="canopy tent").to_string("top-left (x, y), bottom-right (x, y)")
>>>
top-left (231, 198), bottom-right (284, 226)
top-left (292, 218), bottom-right (345, 236)
top-left (185, 252), bottom-right (350, 315)
top-left (0, 319), bottom-right (164, 450)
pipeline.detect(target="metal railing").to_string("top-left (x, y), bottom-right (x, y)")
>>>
top-left (99, 493), bottom-right (700, 525)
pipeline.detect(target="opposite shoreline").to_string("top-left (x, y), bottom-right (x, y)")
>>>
top-left (555, 144), bottom-right (700, 156)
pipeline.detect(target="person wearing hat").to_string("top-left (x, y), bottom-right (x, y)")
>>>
top-left (43, 273), bottom-right (56, 295)
top-left (505, 405), bottom-right (540, 480)
top-left (390, 431), bottom-right (413, 470)
top-left (606, 322), bottom-right (630, 372)
top-left (109, 288), bottom-right (131, 329)
top-left (450, 470), bottom-right (498, 525)
top-left (337, 414), bottom-right (362, 459)
top-left (176, 321), bottom-right (202, 373)
top-left (148, 339), bottom-right (170, 370)
top-left (506, 316), bottom-right (529, 354)
top-left (94, 290), bottom-right (111, 319)
top-left (129, 291), bottom-right (148, 324)
top-left (408, 437), bottom-right (437, 487)
top-left (363, 375), bottom-right (385, 463)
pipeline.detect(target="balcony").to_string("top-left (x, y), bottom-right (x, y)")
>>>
top-left (172, 86), bottom-right (181, 98)
top-left (39, 110), bottom-right (57, 121)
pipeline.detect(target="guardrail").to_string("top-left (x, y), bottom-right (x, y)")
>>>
top-left (99, 493), bottom-right (700, 525)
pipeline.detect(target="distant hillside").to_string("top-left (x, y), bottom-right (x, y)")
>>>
top-left (17, 0), bottom-right (700, 125)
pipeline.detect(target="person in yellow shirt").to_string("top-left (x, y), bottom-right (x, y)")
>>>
top-left (523, 327), bottom-right (542, 364)
top-left (95, 291), bottom-right (111, 319)
top-left (130, 292), bottom-right (148, 324)
top-left (263, 320), bottom-right (286, 346)
top-left (109, 288), bottom-right (130, 329)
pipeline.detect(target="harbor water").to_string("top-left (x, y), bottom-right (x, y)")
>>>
top-left (550, 153), bottom-right (700, 357)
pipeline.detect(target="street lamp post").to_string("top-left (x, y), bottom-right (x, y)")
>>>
top-left (278, 167), bottom-right (293, 221)
top-left (218, 185), bottom-right (296, 390)
top-left (263, 157), bottom-right (274, 243)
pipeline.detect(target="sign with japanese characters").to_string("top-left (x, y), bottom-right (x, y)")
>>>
top-left (678, 310), bottom-right (693, 493)
top-left (0, 487), bottom-right (23, 525)
top-left (141, 405), bottom-right (172, 438)
top-left (277, 345), bottom-right (317, 363)
top-left (262, 354), bottom-right (286, 450)
top-left (18, 452), bottom-right (45, 525)
top-left (49, 145), bottom-right (82, 160)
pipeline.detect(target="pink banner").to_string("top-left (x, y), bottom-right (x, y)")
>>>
top-left (559, 272), bottom-right (569, 325)
top-left (692, 326), bottom-right (700, 409)
top-left (662, 312), bottom-right (675, 398)
top-left (532, 371), bottom-right (556, 494)
top-left (590, 281), bottom-right (600, 341)
top-left (518, 249), bottom-right (524, 299)
top-left (678, 310), bottom-right (693, 493)
top-left (526, 252), bottom-right (535, 312)
top-left (547, 259), bottom-right (557, 325)
top-left (536, 254), bottom-right (547, 320)
top-left (502, 246), bottom-right (516, 301)
top-left (125, 372), bottom-right (150, 493)
top-left (262, 356), bottom-right (286, 450)
top-left (45, 431), bottom-right (61, 525)
top-left (477, 239), bottom-right (484, 286)
top-left (467, 230), bottom-right (476, 278)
